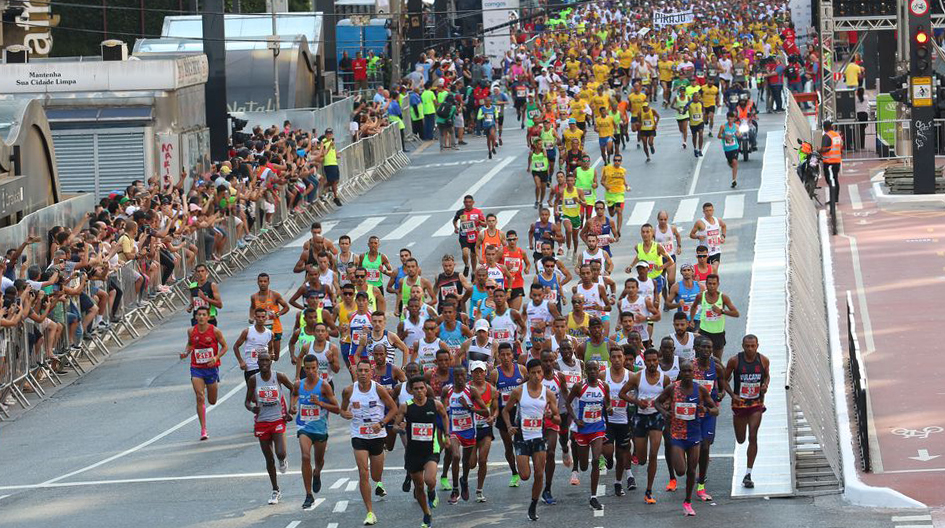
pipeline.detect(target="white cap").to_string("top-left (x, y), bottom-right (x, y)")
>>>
top-left (474, 319), bottom-right (490, 332)
top-left (469, 360), bottom-right (487, 372)
top-left (635, 261), bottom-right (650, 269)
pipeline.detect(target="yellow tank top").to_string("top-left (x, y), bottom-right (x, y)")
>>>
top-left (636, 242), bottom-right (662, 279)
top-left (567, 312), bottom-right (589, 343)
top-left (562, 187), bottom-right (581, 217)
top-left (640, 110), bottom-right (656, 131)
top-left (338, 302), bottom-right (354, 342)
top-left (689, 102), bottom-right (705, 126)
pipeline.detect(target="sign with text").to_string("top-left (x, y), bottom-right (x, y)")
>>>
top-left (652, 10), bottom-right (694, 28)
top-left (482, 0), bottom-right (520, 62)
top-left (156, 132), bottom-right (181, 192)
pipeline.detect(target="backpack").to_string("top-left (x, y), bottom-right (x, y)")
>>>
top-left (436, 102), bottom-right (453, 119)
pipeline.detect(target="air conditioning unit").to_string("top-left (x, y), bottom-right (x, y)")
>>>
top-left (4, 45), bottom-right (29, 64)
top-left (101, 40), bottom-right (128, 61)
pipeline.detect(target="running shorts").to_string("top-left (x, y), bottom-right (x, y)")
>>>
top-left (700, 329), bottom-right (725, 351)
top-left (243, 368), bottom-right (260, 381)
top-left (700, 415), bottom-right (717, 443)
top-left (598, 136), bottom-right (613, 149)
top-left (451, 432), bottom-right (477, 448)
top-left (298, 430), bottom-right (329, 443)
top-left (254, 419), bottom-right (287, 441)
top-left (542, 417), bottom-right (559, 433)
top-left (573, 430), bottom-right (606, 446)
top-left (640, 129), bottom-right (656, 137)
top-left (459, 237), bottom-right (476, 250)
top-left (564, 214), bottom-right (581, 229)
top-left (514, 437), bottom-right (547, 456)
top-left (690, 123), bottom-right (704, 134)
top-left (190, 366), bottom-right (220, 384)
top-left (532, 170), bottom-right (550, 184)
top-left (476, 425), bottom-right (495, 442)
top-left (324, 165), bottom-right (340, 183)
top-left (352, 437), bottom-right (386, 456)
top-left (632, 413), bottom-right (665, 437)
top-left (707, 253), bottom-right (721, 266)
top-left (605, 422), bottom-right (632, 448)
top-left (605, 192), bottom-right (625, 208)
top-left (670, 437), bottom-right (702, 450)
top-left (725, 149), bottom-right (739, 162)
top-left (732, 404), bottom-right (766, 417)
top-left (509, 287), bottom-right (526, 301)
top-left (405, 452), bottom-right (440, 474)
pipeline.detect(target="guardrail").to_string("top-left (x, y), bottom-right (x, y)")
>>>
top-left (0, 124), bottom-right (409, 421)
top-left (231, 97), bottom-right (356, 147)
top-left (846, 290), bottom-right (871, 473)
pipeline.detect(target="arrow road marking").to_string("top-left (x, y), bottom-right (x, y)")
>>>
top-left (909, 449), bottom-right (940, 462)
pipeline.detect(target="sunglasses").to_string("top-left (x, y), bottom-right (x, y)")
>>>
top-left (486, 286), bottom-right (497, 290)
top-left (343, 292), bottom-right (354, 296)
top-left (355, 274), bottom-right (366, 278)
top-left (507, 237), bottom-right (518, 241)
top-left (697, 254), bottom-right (708, 258)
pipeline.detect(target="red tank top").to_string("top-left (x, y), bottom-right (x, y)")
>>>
top-left (190, 324), bottom-right (220, 368)
top-left (502, 247), bottom-right (526, 289)
top-left (693, 264), bottom-right (715, 284)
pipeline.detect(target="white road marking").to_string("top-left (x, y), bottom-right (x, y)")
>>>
top-left (0, 494), bottom-right (9, 501)
top-left (448, 156), bottom-right (515, 210)
top-left (892, 515), bottom-right (933, 522)
top-left (687, 140), bottom-right (712, 195)
top-left (837, 216), bottom-right (876, 357)
top-left (597, 484), bottom-right (606, 496)
top-left (626, 201), bottom-right (655, 225)
top-left (330, 477), bottom-right (349, 490)
top-left (848, 183), bottom-right (863, 210)
top-left (345, 480), bottom-right (358, 492)
top-left (594, 508), bottom-right (604, 517)
top-left (327, 524), bottom-right (339, 528)
top-left (893, 525), bottom-right (933, 528)
top-left (333, 500), bottom-right (349, 513)
top-left (433, 219), bottom-right (457, 237)
top-left (382, 214), bottom-right (430, 240)
top-left (287, 221), bottom-right (338, 248)
top-left (496, 209), bottom-right (519, 230)
top-left (346, 217), bottom-right (386, 244)
top-left (673, 198), bottom-right (700, 224)
top-left (285, 522), bottom-right (301, 528)
top-left (722, 193), bottom-right (745, 219)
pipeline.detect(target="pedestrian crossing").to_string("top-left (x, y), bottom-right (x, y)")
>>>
top-left (284, 192), bottom-right (752, 250)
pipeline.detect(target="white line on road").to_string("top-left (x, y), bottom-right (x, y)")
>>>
top-left (345, 480), bottom-right (358, 492)
top-left (449, 156), bottom-right (515, 210)
top-left (496, 209), bottom-right (519, 230)
top-left (285, 522), bottom-right (301, 528)
top-left (594, 508), bottom-right (604, 517)
top-left (333, 500), bottom-right (349, 513)
top-left (626, 201), bottom-right (655, 225)
top-left (848, 184), bottom-right (863, 210)
top-left (597, 484), bottom-right (606, 496)
top-left (432, 218), bottom-right (456, 237)
top-left (346, 217), bottom-right (386, 244)
top-left (327, 523), bottom-right (339, 528)
top-left (893, 525), bottom-right (933, 528)
top-left (287, 221), bottom-right (338, 248)
top-left (891, 515), bottom-right (933, 522)
top-left (330, 477), bottom-right (349, 490)
top-left (0, 494), bottom-right (9, 501)
top-left (382, 214), bottom-right (430, 240)
top-left (687, 141), bottom-right (712, 195)
top-left (723, 193), bottom-right (745, 219)
top-left (673, 197), bottom-right (699, 224)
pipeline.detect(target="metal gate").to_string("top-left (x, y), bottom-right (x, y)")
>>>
top-left (52, 128), bottom-right (146, 197)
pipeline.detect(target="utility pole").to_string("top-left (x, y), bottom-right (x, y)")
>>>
top-left (269, 0), bottom-right (281, 110)
top-left (391, 0), bottom-right (402, 81)
top-left (202, 0), bottom-right (229, 161)
top-left (908, 0), bottom-right (935, 193)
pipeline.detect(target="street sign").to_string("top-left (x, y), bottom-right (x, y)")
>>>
top-left (911, 0), bottom-right (929, 16)
top-left (912, 76), bottom-right (933, 106)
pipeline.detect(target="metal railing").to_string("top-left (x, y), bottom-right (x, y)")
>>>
top-left (0, 123), bottom-right (409, 420)
top-left (231, 97), bottom-right (356, 147)
top-left (845, 290), bottom-right (871, 473)
top-left (831, 117), bottom-right (945, 161)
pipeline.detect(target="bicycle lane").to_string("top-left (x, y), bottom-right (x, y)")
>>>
top-left (832, 160), bottom-right (945, 508)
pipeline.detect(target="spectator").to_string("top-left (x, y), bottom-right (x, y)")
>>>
top-left (339, 51), bottom-right (353, 90)
top-left (421, 82), bottom-right (437, 140)
top-left (352, 52), bottom-right (368, 92)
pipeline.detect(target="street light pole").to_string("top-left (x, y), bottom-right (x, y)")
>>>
top-left (270, 0), bottom-right (281, 110)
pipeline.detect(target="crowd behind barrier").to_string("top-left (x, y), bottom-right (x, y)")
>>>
top-left (0, 121), bottom-right (409, 421)
top-left (231, 97), bottom-right (358, 149)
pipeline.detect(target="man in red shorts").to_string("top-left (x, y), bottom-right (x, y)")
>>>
top-left (245, 351), bottom-right (296, 505)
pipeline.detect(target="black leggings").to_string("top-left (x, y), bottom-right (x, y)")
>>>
top-left (823, 162), bottom-right (841, 203)
top-left (108, 276), bottom-right (123, 318)
top-left (160, 249), bottom-right (175, 285)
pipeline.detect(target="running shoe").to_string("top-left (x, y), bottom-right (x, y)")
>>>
top-left (541, 490), bottom-right (557, 505)
top-left (333, 198), bottom-right (343, 207)
top-left (278, 458), bottom-right (288, 474)
top-left (731, 180), bottom-right (738, 189)
top-left (569, 471), bottom-right (580, 486)
top-left (459, 477), bottom-right (469, 501)
top-left (448, 491), bottom-right (459, 504)
top-left (696, 485), bottom-right (713, 502)
top-left (614, 482), bottom-right (625, 497)
top-left (598, 456), bottom-right (606, 471)
top-left (683, 501), bottom-right (696, 516)
top-left (440, 477), bottom-right (452, 491)
top-left (476, 490), bottom-right (486, 503)
top-left (402, 474), bottom-right (412, 493)
top-left (422, 513), bottom-right (432, 528)
top-left (200, 428), bottom-right (208, 441)
top-left (268, 489), bottom-right (282, 505)
top-left (363, 512), bottom-right (377, 525)
top-left (527, 502), bottom-right (539, 521)
top-left (302, 494), bottom-right (315, 510)
top-left (666, 477), bottom-right (677, 492)
top-left (742, 474), bottom-right (754, 488)
top-left (627, 475), bottom-right (637, 490)
top-left (589, 497), bottom-right (603, 510)
top-left (375, 482), bottom-right (387, 497)
top-left (428, 489), bottom-right (439, 508)
top-left (509, 474), bottom-right (521, 487)
top-left (644, 491), bottom-right (657, 504)
top-left (313, 473), bottom-right (321, 494)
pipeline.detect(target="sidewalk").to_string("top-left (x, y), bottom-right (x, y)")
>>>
top-left (830, 158), bottom-right (945, 512)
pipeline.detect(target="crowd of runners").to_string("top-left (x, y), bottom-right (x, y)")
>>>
top-left (179, 0), bottom-right (797, 525)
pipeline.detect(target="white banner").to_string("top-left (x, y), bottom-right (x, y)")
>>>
top-left (482, 0), bottom-right (520, 62)
top-left (652, 10), bottom-right (694, 28)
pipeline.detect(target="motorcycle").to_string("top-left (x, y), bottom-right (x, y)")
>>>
top-left (795, 138), bottom-right (821, 199)
top-left (738, 119), bottom-right (754, 162)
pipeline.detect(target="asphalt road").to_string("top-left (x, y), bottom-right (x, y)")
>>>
top-left (0, 110), bottom-right (905, 528)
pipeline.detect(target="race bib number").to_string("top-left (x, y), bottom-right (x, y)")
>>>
top-left (739, 382), bottom-right (761, 399)
top-left (643, 120), bottom-right (654, 128)
top-left (543, 138), bottom-right (556, 149)
top-left (366, 269), bottom-right (381, 283)
top-left (501, 390), bottom-right (512, 405)
top-left (193, 297), bottom-right (209, 309)
top-left (564, 197), bottom-right (576, 208)
top-left (612, 398), bottom-right (627, 408)
top-left (583, 403), bottom-right (603, 423)
top-left (359, 425), bottom-right (377, 435)
top-left (249, 348), bottom-right (265, 362)
top-left (491, 329), bottom-right (512, 342)
top-left (451, 415), bottom-right (473, 431)
top-left (299, 404), bottom-right (320, 422)
top-left (521, 417), bottom-right (543, 434)
top-left (564, 373), bottom-right (581, 388)
top-left (674, 401), bottom-right (697, 420)
top-left (194, 348), bottom-right (215, 364)
top-left (352, 330), bottom-right (364, 343)
top-left (257, 388), bottom-right (279, 404)
top-left (544, 289), bottom-right (558, 304)
top-left (440, 284), bottom-right (458, 298)
top-left (461, 220), bottom-right (475, 233)
top-left (598, 234), bottom-right (612, 246)
top-left (691, 112), bottom-right (702, 122)
top-left (694, 378), bottom-right (714, 391)
top-left (412, 422), bottom-right (434, 441)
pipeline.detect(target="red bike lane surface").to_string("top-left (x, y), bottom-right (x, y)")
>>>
top-left (831, 161), bottom-right (945, 507)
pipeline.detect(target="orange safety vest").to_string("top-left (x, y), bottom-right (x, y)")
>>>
top-left (736, 101), bottom-right (754, 120)
top-left (824, 130), bottom-right (843, 164)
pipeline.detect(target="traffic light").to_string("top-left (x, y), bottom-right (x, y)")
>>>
top-left (890, 73), bottom-right (911, 105)
top-left (913, 26), bottom-right (932, 75)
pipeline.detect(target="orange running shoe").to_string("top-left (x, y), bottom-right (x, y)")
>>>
top-left (665, 478), bottom-right (677, 492)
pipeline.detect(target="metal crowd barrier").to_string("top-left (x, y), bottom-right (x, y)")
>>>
top-left (231, 97), bottom-right (356, 148)
top-left (846, 291), bottom-right (872, 473)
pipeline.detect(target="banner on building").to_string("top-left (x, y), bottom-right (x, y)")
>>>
top-left (482, 0), bottom-right (520, 62)
top-left (652, 10), bottom-right (694, 28)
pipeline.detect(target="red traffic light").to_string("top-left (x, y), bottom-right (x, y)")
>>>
top-left (916, 30), bottom-right (929, 44)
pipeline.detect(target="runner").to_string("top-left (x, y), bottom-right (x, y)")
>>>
top-left (693, 335), bottom-right (725, 501)
top-left (502, 230), bottom-right (530, 310)
top-left (292, 354), bottom-right (341, 510)
top-left (638, 102), bottom-right (660, 163)
top-left (344, 292), bottom-right (374, 368)
top-left (180, 306), bottom-right (227, 440)
top-left (489, 342), bottom-right (526, 487)
top-left (565, 359), bottom-right (608, 511)
top-left (502, 358), bottom-right (561, 521)
top-left (689, 202), bottom-right (727, 271)
top-left (534, 257), bottom-right (568, 315)
top-left (452, 195), bottom-right (487, 277)
top-left (688, 91), bottom-right (706, 158)
top-left (234, 308), bottom-right (275, 381)
top-left (360, 236), bottom-right (394, 294)
top-left (666, 264), bottom-right (702, 331)
top-left (689, 274), bottom-right (739, 360)
top-left (478, 96), bottom-right (499, 159)
top-left (467, 360), bottom-right (498, 503)
top-left (523, 283), bottom-right (560, 353)
top-left (655, 359), bottom-right (718, 516)
top-left (628, 223), bottom-right (673, 313)
top-left (433, 254), bottom-right (470, 314)
top-left (249, 272), bottom-right (289, 359)
top-left (558, 174), bottom-right (585, 255)
top-left (340, 359), bottom-right (399, 525)
top-left (577, 316), bottom-right (610, 371)
top-left (187, 264), bottom-right (222, 326)
top-left (528, 140), bottom-right (552, 209)
top-left (617, 278), bottom-right (660, 347)
top-left (601, 155), bottom-right (628, 235)
top-left (244, 351), bottom-right (295, 505)
top-left (443, 365), bottom-right (490, 504)
top-left (412, 318), bottom-right (451, 374)
top-left (659, 336), bottom-right (682, 492)
top-left (718, 111), bottom-right (741, 187)
top-left (553, 336), bottom-right (583, 474)
top-left (539, 350), bottom-right (568, 505)
top-left (573, 155), bottom-right (597, 223)
top-left (293, 222), bottom-right (339, 274)
top-left (593, 106), bottom-right (616, 165)
top-left (724, 334), bottom-right (770, 490)
top-left (528, 208), bottom-right (563, 263)
top-left (394, 375), bottom-right (449, 528)
top-left (398, 297), bottom-right (437, 352)
top-left (371, 344), bottom-right (407, 452)
top-left (620, 347), bottom-right (671, 504)
top-left (603, 344), bottom-right (633, 497)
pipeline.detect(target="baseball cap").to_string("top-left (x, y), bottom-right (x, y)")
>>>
top-left (474, 319), bottom-right (490, 332)
top-left (635, 261), bottom-right (650, 269)
top-left (470, 361), bottom-right (487, 372)
top-left (680, 262), bottom-right (694, 271)
top-left (569, 118), bottom-right (577, 124)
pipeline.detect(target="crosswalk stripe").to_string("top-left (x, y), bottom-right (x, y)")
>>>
top-left (496, 209), bottom-right (520, 230)
top-left (347, 217), bottom-right (386, 244)
top-left (626, 201), bottom-right (655, 226)
top-left (333, 500), bottom-right (348, 513)
top-left (286, 221), bottom-right (338, 248)
top-left (329, 477), bottom-right (348, 490)
top-left (382, 214), bottom-right (430, 240)
top-left (433, 219), bottom-right (456, 237)
top-left (345, 480), bottom-right (358, 492)
top-left (673, 198), bottom-right (699, 224)
top-left (723, 193), bottom-right (745, 219)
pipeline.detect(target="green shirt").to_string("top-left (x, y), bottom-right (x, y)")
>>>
top-left (421, 90), bottom-right (437, 114)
